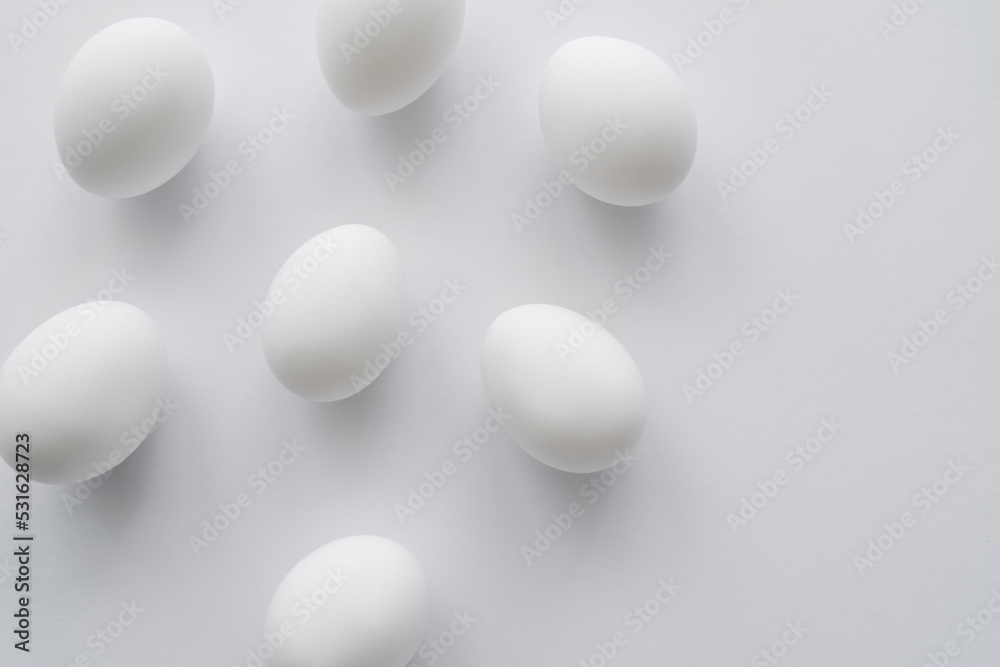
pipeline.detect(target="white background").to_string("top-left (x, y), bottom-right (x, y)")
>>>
top-left (1, 0), bottom-right (999, 665)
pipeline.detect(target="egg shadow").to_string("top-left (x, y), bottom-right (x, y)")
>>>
top-left (57, 424), bottom-right (164, 537)
top-left (353, 71), bottom-right (464, 164)
top-left (577, 192), bottom-right (676, 249)
top-left (100, 148), bottom-right (221, 260)
top-left (302, 372), bottom-right (404, 452)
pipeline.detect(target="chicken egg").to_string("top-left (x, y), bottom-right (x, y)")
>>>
top-left (539, 36), bottom-right (698, 206)
top-left (316, 0), bottom-right (465, 115)
top-left (481, 304), bottom-right (647, 473)
top-left (264, 535), bottom-right (430, 667)
top-left (261, 224), bottom-right (407, 402)
top-left (53, 18), bottom-right (214, 198)
top-left (0, 301), bottom-right (168, 484)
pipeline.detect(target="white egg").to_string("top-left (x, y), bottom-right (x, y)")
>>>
top-left (0, 302), bottom-right (168, 485)
top-left (54, 18), bottom-right (215, 198)
top-left (481, 304), bottom-right (647, 473)
top-left (261, 224), bottom-right (407, 402)
top-left (539, 36), bottom-right (698, 207)
top-left (316, 0), bottom-right (465, 115)
top-left (264, 535), bottom-right (429, 667)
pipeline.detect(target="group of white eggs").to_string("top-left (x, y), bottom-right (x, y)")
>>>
top-left (4, 1), bottom-right (700, 665)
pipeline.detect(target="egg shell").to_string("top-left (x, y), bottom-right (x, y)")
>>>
top-left (539, 36), bottom-right (698, 206)
top-left (261, 224), bottom-right (407, 402)
top-left (0, 302), bottom-right (168, 485)
top-left (316, 0), bottom-right (465, 115)
top-left (54, 18), bottom-right (214, 198)
top-left (481, 304), bottom-right (647, 473)
top-left (264, 535), bottom-right (430, 667)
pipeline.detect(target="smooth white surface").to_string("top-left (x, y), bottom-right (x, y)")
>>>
top-left (0, 1), bottom-right (999, 666)
top-left (53, 18), bottom-right (215, 198)
top-left (261, 224), bottom-right (407, 402)
top-left (539, 36), bottom-right (698, 206)
top-left (264, 535), bottom-right (429, 667)
top-left (0, 302), bottom-right (168, 485)
top-left (481, 304), bottom-right (647, 473)
top-left (316, 0), bottom-right (465, 115)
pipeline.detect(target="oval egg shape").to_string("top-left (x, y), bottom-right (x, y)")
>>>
top-left (316, 0), bottom-right (465, 115)
top-left (0, 301), bottom-right (169, 485)
top-left (54, 18), bottom-right (215, 198)
top-left (264, 535), bottom-right (430, 667)
top-left (539, 36), bottom-right (698, 207)
top-left (261, 224), bottom-right (407, 402)
top-left (481, 304), bottom-right (647, 474)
